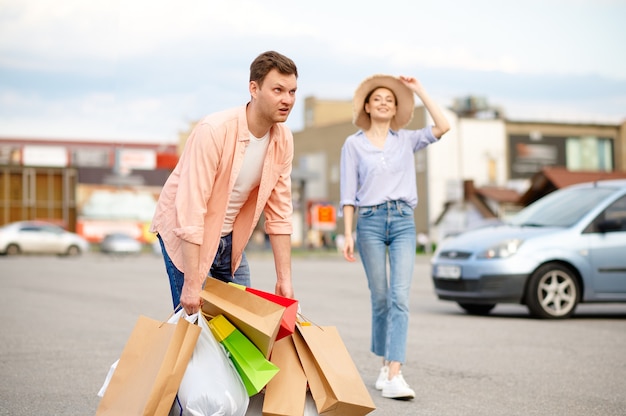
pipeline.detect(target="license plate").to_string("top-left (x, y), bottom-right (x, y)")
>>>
top-left (435, 265), bottom-right (461, 279)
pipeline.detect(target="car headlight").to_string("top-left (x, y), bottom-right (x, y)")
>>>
top-left (476, 239), bottom-right (523, 259)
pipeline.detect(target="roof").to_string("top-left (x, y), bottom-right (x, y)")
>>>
top-left (520, 166), bottom-right (626, 205)
top-left (475, 186), bottom-right (521, 204)
top-left (541, 166), bottom-right (626, 188)
top-left (433, 180), bottom-right (505, 226)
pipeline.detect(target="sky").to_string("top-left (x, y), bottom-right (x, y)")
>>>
top-left (1, 0), bottom-right (625, 144)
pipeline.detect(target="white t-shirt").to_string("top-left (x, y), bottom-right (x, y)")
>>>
top-left (221, 132), bottom-right (270, 236)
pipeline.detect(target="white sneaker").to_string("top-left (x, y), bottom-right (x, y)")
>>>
top-left (382, 373), bottom-right (415, 400)
top-left (375, 365), bottom-right (389, 390)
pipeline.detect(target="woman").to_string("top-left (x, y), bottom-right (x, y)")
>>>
top-left (340, 74), bottom-right (450, 400)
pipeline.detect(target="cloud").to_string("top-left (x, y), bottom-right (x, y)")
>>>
top-left (0, 0), bottom-right (625, 142)
top-left (0, 1), bottom-right (118, 73)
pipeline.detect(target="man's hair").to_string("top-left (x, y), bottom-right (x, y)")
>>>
top-left (249, 51), bottom-right (298, 87)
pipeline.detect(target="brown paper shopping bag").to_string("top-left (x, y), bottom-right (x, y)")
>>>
top-left (230, 283), bottom-right (299, 341)
top-left (263, 334), bottom-right (308, 416)
top-left (201, 277), bottom-right (285, 358)
top-left (292, 325), bottom-right (376, 416)
top-left (96, 314), bottom-right (201, 416)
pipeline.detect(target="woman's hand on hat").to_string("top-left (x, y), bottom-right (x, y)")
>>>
top-left (400, 75), bottom-right (450, 138)
top-left (399, 75), bottom-right (424, 95)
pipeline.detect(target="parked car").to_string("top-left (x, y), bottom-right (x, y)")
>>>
top-left (100, 232), bottom-right (143, 255)
top-left (431, 179), bottom-right (626, 319)
top-left (0, 220), bottom-right (90, 256)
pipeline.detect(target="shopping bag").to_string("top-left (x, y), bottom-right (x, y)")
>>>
top-left (96, 310), bottom-right (196, 398)
top-left (96, 311), bottom-right (201, 416)
top-left (201, 277), bottom-right (285, 357)
top-left (262, 334), bottom-right (308, 416)
top-left (230, 283), bottom-right (298, 341)
top-left (208, 314), bottom-right (280, 396)
top-left (169, 314), bottom-right (249, 416)
top-left (292, 325), bottom-right (376, 416)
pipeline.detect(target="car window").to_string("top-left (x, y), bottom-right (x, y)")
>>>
top-left (19, 223), bottom-right (65, 234)
top-left (509, 187), bottom-right (617, 228)
top-left (584, 194), bottom-right (626, 233)
top-left (42, 225), bottom-right (64, 234)
top-left (20, 225), bottom-right (42, 232)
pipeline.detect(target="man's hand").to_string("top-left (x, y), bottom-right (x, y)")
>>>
top-left (180, 280), bottom-right (203, 315)
top-left (275, 280), bottom-right (294, 299)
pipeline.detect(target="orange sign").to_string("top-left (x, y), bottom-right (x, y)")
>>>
top-left (311, 204), bottom-right (336, 231)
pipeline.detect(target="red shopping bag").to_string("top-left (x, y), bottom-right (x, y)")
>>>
top-left (229, 283), bottom-right (298, 341)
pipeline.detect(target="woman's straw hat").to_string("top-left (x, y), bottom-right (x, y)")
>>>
top-left (352, 74), bottom-right (415, 131)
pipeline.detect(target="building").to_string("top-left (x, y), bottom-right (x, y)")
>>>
top-left (0, 138), bottom-right (178, 242)
top-left (3, 95), bottom-right (623, 248)
top-left (293, 96), bottom-right (626, 244)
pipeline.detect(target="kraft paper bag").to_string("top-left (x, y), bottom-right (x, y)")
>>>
top-left (208, 314), bottom-right (280, 397)
top-left (201, 277), bottom-right (285, 358)
top-left (238, 285), bottom-right (298, 341)
top-left (292, 325), bottom-right (376, 416)
top-left (96, 314), bottom-right (201, 416)
top-left (263, 334), bottom-right (308, 416)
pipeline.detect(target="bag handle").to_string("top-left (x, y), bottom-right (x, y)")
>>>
top-left (201, 310), bottom-right (216, 320)
top-left (296, 311), bottom-right (324, 331)
top-left (160, 305), bottom-right (200, 327)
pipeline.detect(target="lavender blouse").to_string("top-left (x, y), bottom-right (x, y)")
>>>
top-left (340, 126), bottom-right (438, 210)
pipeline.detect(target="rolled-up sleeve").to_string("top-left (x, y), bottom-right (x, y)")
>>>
top-left (264, 131), bottom-right (294, 235)
top-left (264, 166), bottom-right (293, 235)
top-left (409, 125), bottom-right (438, 151)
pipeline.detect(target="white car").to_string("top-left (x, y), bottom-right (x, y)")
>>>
top-left (0, 221), bottom-right (90, 256)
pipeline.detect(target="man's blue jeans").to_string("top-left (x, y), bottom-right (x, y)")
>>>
top-left (157, 233), bottom-right (251, 310)
top-left (356, 200), bottom-right (416, 364)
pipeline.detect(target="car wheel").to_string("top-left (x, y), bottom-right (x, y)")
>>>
top-left (526, 263), bottom-right (580, 319)
top-left (458, 303), bottom-right (496, 315)
top-left (5, 244), bottom-right (21, 256)
top-left (65, 245), bottom-right (81, 257)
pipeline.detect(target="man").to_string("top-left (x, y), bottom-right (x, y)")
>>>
top-left (151, 51), bottom-right (298, 315)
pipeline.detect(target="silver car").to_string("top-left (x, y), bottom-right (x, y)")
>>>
top-left (0, 221), bottom-right (90, 256)
top-left (431, 179), bottom-right (626, 319)
top-left (100, 232), bottom-right (143, 255)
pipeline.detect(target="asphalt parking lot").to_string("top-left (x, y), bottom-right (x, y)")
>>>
top-left (1, 251), bottom-right (625, 416)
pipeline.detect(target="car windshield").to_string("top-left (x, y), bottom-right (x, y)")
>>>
top-left (509, 186), bottom-right (616, 228)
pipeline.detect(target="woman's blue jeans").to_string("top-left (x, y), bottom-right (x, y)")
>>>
top-left (356, 200), bottom-right (416, 364)
top-left (157, 233), bottom-right (251, 310)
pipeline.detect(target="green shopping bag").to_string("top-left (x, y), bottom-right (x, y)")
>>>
top-left (207, 314), bottom-right (280, 396)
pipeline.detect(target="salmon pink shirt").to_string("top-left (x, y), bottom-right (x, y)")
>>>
top-left (150, 105), bottom-right (294, 277)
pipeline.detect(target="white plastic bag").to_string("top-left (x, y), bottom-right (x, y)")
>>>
top-left (97, 359), bottom-right (118, 398)
top-left (169, 312), bottom-right (249, 416)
